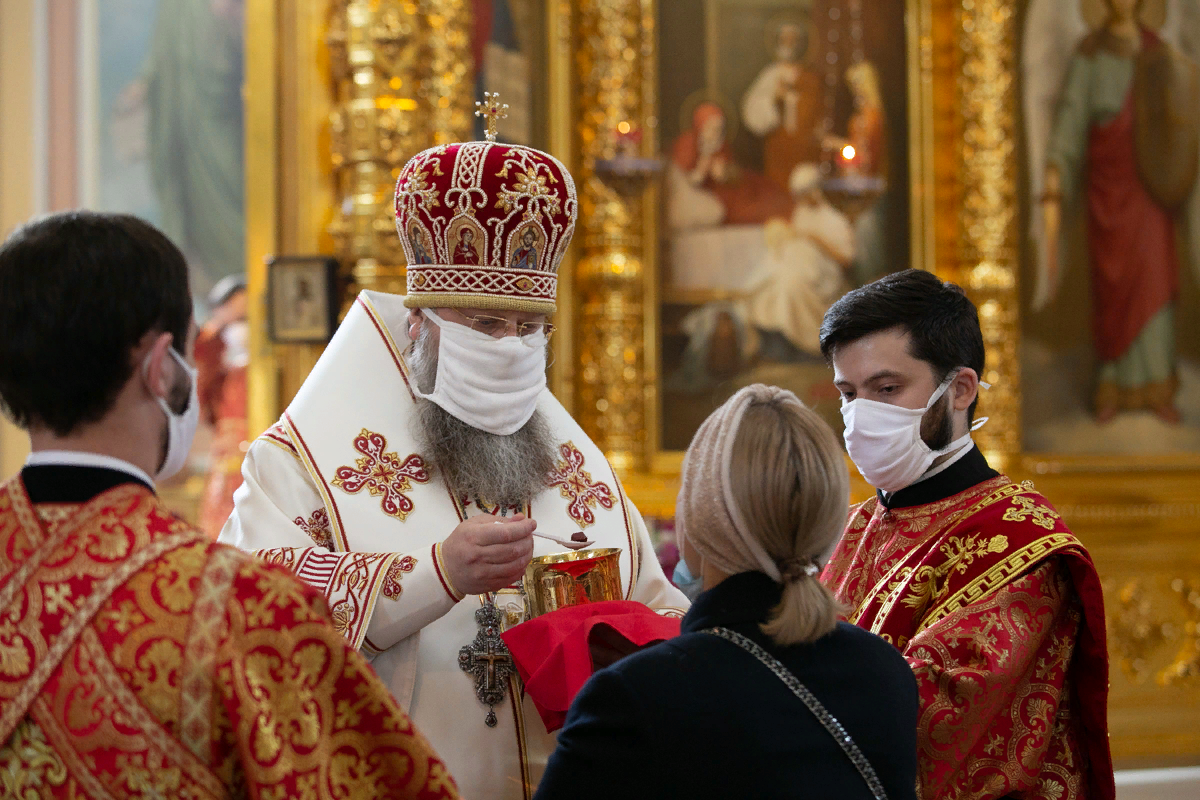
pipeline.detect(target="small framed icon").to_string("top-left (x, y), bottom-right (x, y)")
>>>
top-left (266, 255), bottom-right (339, 343)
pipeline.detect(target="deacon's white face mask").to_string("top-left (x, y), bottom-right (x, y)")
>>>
top-left (413, 309), bottom-right (547, 436)
top-left (840, 370), bottom-right (987, 494)
top-left (144, 346), bottom-right (200, 482)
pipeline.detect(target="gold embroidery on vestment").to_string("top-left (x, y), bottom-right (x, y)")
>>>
top-left (1002, 495), bottom-right (1062, 531)
top-left (0, 718), bottom-right (68, 794)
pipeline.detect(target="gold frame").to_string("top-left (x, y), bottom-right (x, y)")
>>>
top-left (245, 0), bottom-right (336, 438)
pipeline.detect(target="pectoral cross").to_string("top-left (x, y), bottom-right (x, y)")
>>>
top-left (475, 92), bottom-right (509, 143)
top-left (459, 603), bottom-right (516, 726)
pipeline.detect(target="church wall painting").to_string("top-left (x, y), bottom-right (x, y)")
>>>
top-left (76, 0), bottom-right (248, 524)
top-left (82, 0), bottom-right (246, 306)
top-left (1021, 0), bottom-right (1200, 455)
top-left (656, 0), bottom-right (911, 451)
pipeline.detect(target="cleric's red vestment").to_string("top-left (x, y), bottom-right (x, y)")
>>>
top-left (0, 474), bottom-right (459, 798)
top-left (822, 460), bottom-right (1114, 800)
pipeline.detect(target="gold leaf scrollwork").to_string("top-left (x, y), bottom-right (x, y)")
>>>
top-left (574, 0), bottom-right (652, 472)
top-left (0, 720), bottom-right (68, 795)
top-left (1158, 577), bottom-right (1200, 686)
top-left (370, 1), bottom-right (419, 78)
top-left (1107, 579), bottom-right (1171, 684)
top-left (957, 0), bottom-right (1020, 466)
top-left (1105, 576), bottom-right (1200, 686)
top-left (326, 0), bottom-right (474, 304)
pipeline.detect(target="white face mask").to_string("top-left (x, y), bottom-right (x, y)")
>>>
top-left (412, 310), bottom-right (547, 436)
top-left (145, 346), bottom-right (200, 482)
top-left (840, 370), bottom-right (986, 494)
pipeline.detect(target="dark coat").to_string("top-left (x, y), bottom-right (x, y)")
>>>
top-left (534, 570), bottom-right (919, 800)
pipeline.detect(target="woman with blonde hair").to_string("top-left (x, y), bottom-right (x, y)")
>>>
top-left (535, 384), bottom-right (917, 799)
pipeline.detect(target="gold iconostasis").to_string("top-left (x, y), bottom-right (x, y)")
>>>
top-left (8, 0), bottom-right (1197, 766)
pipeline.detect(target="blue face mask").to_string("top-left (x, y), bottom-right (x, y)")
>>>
top-left (673, 557), bottom-right (704, 602)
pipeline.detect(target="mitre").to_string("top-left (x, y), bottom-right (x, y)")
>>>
top-left (394, 134), bottom-right (578, 315)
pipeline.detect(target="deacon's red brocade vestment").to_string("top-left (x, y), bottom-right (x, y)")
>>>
top-left (0, 475), bottom-right (458, 799)
top-left (822, 453), bottom-right (1114, 800)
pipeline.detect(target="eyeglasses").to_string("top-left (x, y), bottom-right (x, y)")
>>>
top-left (447, 311), bottom-right (556, 342)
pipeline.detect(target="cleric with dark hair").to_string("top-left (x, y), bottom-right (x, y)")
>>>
top-left (0, 211), bottom-right (459, 798)
top-left (0, 211), bottom-right (192, 439)
top-left (820, 268), bottom-right (985, 425)
top-left (818, 269), bottom-right (1116, 800)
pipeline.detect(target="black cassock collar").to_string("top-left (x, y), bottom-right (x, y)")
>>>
top-left (21, 465), bottom-right (153, 505)
top-left (876, 445), bottom-right (999, 511)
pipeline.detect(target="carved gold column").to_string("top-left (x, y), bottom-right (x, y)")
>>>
top-left (423, 0), bottom-right (474, 144)
top-left (955, 0), bottom-right (1019, 468)
top-left (327, 1), bottom-right (473, 303)
top-left (573, 0), bottom-right (653, 473)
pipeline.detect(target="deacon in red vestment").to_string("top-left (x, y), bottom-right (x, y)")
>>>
top-left (819, 270), bottom-right (1114, 800)
top-left (0, 211), bottom-right (458, 799)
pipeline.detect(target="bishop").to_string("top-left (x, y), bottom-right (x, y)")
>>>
top-left (220, 103), bottom-right (688, 799)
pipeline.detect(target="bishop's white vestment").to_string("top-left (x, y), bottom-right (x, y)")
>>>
top-left (219, 290), bottom-right (688, 799)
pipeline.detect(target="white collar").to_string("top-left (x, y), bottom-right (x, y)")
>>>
top-left (918, 439), bottom-right (976, 484)
top-left (25, 450), bottom-right (156, 490)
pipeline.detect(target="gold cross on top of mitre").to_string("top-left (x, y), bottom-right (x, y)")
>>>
top-left (475, 92), bottom-right (509, 142)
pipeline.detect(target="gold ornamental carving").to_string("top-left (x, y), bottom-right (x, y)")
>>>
top-left (1161, 577), bottom-right (1200, 686)
top-left (423, 0), bottom-right (474, 146)
top-left (573, 0), bottom-right (654, 472)
top-left (955, 0), bottom-right (1019, 468)
top-left (327, 0), bottom-right (474, 303)
top-left (1107, 575), bottom-right (1200, 687)
top-left (1108, 579), bottom-right (1171, 684)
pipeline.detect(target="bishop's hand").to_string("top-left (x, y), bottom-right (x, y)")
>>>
top-left (442, 513), bottom-right (536, 596)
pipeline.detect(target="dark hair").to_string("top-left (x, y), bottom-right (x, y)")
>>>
top-left (819, 269), bottom-right (985, 419)
top-left (0, 211), bottom-right (192, 436)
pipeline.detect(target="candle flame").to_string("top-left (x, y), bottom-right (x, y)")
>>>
top-left (842, 144), bottom-right (856, 161)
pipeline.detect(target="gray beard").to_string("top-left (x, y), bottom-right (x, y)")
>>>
top-left (409, 326), bottom-right (557, 507)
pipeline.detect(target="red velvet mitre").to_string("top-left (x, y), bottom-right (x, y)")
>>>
top-left (394, 142), bottom-right (578, 314)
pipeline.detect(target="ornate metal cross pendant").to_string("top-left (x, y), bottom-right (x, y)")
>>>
top-left (459, 603), bottom-right (516, 727)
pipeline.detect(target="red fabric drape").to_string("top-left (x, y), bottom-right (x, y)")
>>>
top-left (501, 601), bottom-right (681, 733)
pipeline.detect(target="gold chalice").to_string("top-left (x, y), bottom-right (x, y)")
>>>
top-left (522, 547), bottom-right (623, 619)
